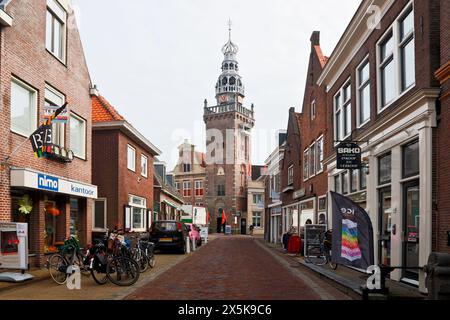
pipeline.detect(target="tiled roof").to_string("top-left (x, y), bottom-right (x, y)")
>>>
top-left (92, 95), bottom-right (125, 123)
top-left (314, 45), bottom-right (329, 68)
top-left (154, 172), bottom-right (184, 203)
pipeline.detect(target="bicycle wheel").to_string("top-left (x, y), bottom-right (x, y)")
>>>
top-left (148, 254), bottom-right (156, 268)
top-left (106, 256), bottom-right (140, 286)
top-left (74, 252), bottom-right (91, 277)
top-left (134, 250), bottom-right (149, 273)
top-left (90, 255), bottom-right (108, 285)
top-left (48, 254), bottom-right (68, 285)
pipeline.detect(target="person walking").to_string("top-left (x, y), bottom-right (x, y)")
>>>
top-left (249, 224), bottom-right (254, 236)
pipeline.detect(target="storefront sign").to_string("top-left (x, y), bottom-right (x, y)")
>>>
top-left (293, 189), bottom-right (306, 200)
top-left (336, 142), bottom-right (362, 170)
top-left (11, 169), bottom-right (97, 199)
top-left (0, 223), bottom-right (28, 270)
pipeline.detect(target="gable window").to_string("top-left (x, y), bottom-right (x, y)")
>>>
top-left (141, 154), bottom-right (148, 178)
top-left (11, 78), bottom-right (37, 137)
top-left (334, 81), bottom-right (352, 142)
top-left (316, 136), bottom-right (324, 173)
top-left (183, 163), bottom-right (191, 172)
top-left (357, 59), bottom-right (370, 127)
top-left (195, 180), bottom-right (204, 196)
top-left (45, 84), bottom-right (65, 148)
top-left (46, 0), bottom-right (67, 62)
top-left (378, 4), bottom-right (415, 111)
top-left (70, 113), bottom-right (86, 159)
top-left (183, 181), bottom-right (192, 197)
top-left (311, 100), bottom-right (316, 121)
top-left (127, 145), bottom-right (136, 171)
top-left (288, 165), bottom-right (294, 185)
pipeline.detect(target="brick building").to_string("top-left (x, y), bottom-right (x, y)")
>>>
top-left (172, 140), bottom-right (206, 207)
top-left (0, 0), bottom-right (97, 267)
top-left (203, 31), bottom-right (254, 233)
top-left (154, 160), bottom-right (184, 222)
top-left (319, 0), bottom-right (441, 292)
top-left (92, 94), bottom-right (160, 238)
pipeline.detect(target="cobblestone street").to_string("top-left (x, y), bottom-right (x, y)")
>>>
top-left (126, 236), bottom-right (351, 300)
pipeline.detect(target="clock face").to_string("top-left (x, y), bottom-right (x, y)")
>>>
top-left (219, 95), bottom-right (228, 103)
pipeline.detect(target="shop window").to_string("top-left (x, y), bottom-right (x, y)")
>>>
top-left (378, 153), bottom-right (392, 185)
top-left (44, 201), bottom-right (63, 253)
top-left (127, 144), bottom-right (136, 171)
top-left (94, 199), bottom-right (107, 231)
top-left (360, 166), bottom-right (368, 190)
top-left (70, 113), bottom-right (86, 159)
top-left (45, 84), bottom-right (66, 148)
top-left (11, 78), bottom-right (37, 137)
top-left (70, 198), bottom-right (79, 237)
top-left (46, 0), bottom-right (67, 62)
top-left (11, 195), bottom-right (33, 253)
top-left (403, 140), bottom-right (419, 178)
top-left (342, 171), bottom-right (349, 195)
top-left (334, 175), bottom-right (341, 194)
top-left (350, 170), bottom-right (358, 193)
top-left (252, 212), bottom-right (262, 228)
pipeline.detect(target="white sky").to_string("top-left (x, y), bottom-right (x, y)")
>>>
top-left (73, 0), bottom-right (361, 170)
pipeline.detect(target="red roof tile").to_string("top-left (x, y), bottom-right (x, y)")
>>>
top-left (92, 95), bottom-right (125, 123)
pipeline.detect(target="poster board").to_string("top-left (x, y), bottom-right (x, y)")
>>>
top-left (193, 207), bottom-right (207, 225)
top-left (225, 225), bottom-right (232, 235)
top-left (304, 224), bottom-right (327, 258)
top-left (199, 226), bottom-right (209, 242)
top-left (0, 223), bottom-right (28, 270)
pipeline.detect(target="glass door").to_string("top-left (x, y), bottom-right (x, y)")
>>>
top-left (379, 188), bottom-right (392, 266)
top-left (403, 181), bottom-right (420, 281)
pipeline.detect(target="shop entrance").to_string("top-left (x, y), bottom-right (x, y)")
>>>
top-left (241, 218), bottom-right (247, 235)
top-left (403, 180), bottom-right (420, 281)
top-left (378, 187), bottom-right (392, 266)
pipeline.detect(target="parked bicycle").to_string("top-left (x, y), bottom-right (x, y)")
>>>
top-left (304, 229), bottom-right (338, 270)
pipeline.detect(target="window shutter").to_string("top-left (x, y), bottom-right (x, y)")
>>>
top-left (124, 205), bottom-right (131, 231)
top-left (146, 209), bottom-right (152, 230)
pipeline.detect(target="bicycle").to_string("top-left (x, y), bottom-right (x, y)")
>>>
top-left (128, 236), bottom-right (149, 273)
top-left (47, 236), bottom-right (90, 285)
top-left (136, 236), bottom-right (156, 269)
top-left (304, 229), bottom-right (338, 270)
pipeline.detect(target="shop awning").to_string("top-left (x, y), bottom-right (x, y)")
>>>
top-left (162, 199), bottom-right (179, 209)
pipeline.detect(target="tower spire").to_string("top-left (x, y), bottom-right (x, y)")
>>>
top-left (228, 18), bottom-right (232, 41)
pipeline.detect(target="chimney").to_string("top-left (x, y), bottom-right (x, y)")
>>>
top-left (310, 31), bottom-right (320, 46)
top-left (90, 84), bottom-right (99, 97)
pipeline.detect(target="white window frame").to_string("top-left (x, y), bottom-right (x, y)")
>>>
top-left (10, 77), bottom-right (38, 137)
top-left (316, 135), bottom-right (324, 174)
top-left (356, 57), bottom-right (371, 128)
top-left (310, 99), bottom-right (316, 121)
top-left (183, 180), bottom-right (192, 197)
top-left (128, 194), bottom-right (147, 232)
top-left (303, 149), bottom-right (309, 181)
top-left (252, 211), bottom-right (262, 228)
top-left (288, 165), bottom-right (294, 185)
top-left (127, 144), bottom-right (136, 172)
top-left (376, 2), bottom-right (415, 113)
top-left (309, 142), bottom-right (316, 178)
top-left (69, 113), bottom-right (86, 160)
top-left (45, 84), bottom-right (66, 147)
top-left (333, 78), bottom-right (352, 145)
top-left (194, 180), bottom-right (203, 196)
top-left (93, 198), bottom-right (107, 232)
top-left (141, 154), bottom-right (148, 178)
top-left (46, 0), bottom-right (67, 63)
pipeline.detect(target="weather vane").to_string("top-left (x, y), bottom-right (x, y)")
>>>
top-left (227, 18), bottom-right (232, 40)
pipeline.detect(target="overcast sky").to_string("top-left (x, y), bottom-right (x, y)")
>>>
top-left (72, 0), bottom-right (361, 170)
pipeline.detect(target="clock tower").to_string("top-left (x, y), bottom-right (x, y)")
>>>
top-left (203, 24), bottom-right (255, 234)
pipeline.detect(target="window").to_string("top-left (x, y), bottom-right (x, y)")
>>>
top-left (127, 145), bottom-right (136, 171)
top-left (378, 5), bottom-right (415, 110)
top-left (252, 212), bottom-right (262, 228)
top-left (357, 59), bottom-right (371, 126)
top-left (316, 136), bottom-right (324, 173)
top-left (183, 181), bottom-right (192, 197)
top-left (183, 163), bottom-right (191, 172)
top-left (94, 199), bottom-right (107, 231)
top-left (334, 175), bottom-right (342, 194)
top-left (217, 185), bottom-right (225, 196)
top-left (195, 180), bottom-right (204, 196)
top-left (378, 153), bottom-right (392, 185)
top-left (70, 198), bottom-right (79, 237)
top-left (129, 195), bottom-right (146, 231)
top-left (303, 150), bottom-right (309, 181)
top-left (70, 114), bottom-right (86, 159)
top-left (46, 0), bottom-right (67, 61)
top-left (309, 143), bottom-right (316, 178)
top-left (311, 100), bottom-right (316, 120)
top-left (403, 140), bottom-right (419, 178)
top-left (334, 81), bottom-right (352, 141)
top-left (253, 194), bottom-right (263, 204)
top-left (342, 171), bottom-right (349, 195)
top-left (350, 170), bottom-right (358, 193)
top-left (175, 182), bottom-right (181, 193)
top-left (360, 167), bottom-right (368, 190)
top-left (288, 165), bottom-right (294, 185)
top-left (11, 78), bottom-right (37, 137)
top-left (141, 155), bottom-right (148, 177)
top-left (45, 85), bottom-right (65, 147)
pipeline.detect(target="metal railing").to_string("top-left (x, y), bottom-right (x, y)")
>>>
top-left (204, 103), bottom-right (254, 119)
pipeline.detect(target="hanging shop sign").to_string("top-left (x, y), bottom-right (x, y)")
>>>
top-left (0, 223), bottom-right (28, 270)
top-left (10, 168), bottom-right (98, 199)
top-left (336, 142), bottom-right (362, 170)
top-left (41, 106), bottom-right (69, 123)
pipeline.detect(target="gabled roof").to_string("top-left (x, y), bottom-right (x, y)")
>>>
top-left (153, 172), bottom-right (184, 204)
top-left (314, 45), bottom-right (329, 69)
top-left (92, 95), bottom-right (125, 122)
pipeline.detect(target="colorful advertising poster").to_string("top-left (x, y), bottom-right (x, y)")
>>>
top-left (0, 223), bottom-right (28, 270)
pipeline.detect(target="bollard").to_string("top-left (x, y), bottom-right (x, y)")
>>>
top-left (185, 237), bottom-right (191, 254)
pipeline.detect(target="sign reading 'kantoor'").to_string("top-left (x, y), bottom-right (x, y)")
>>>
top-left (336, 142), bottom-right (362, 170)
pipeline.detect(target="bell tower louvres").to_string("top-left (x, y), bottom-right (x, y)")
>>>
top-left (203, 23), bottom-right (255, 233)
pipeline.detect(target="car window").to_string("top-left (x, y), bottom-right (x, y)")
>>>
top-left (154, 222), bottom-right (177, 231)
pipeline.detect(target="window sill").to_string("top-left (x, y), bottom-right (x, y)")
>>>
top-left (357, 119), bottom-right (371, 129)
top-left (46, 49), bottom-right (67, 67)
top-left (11, 128), bottom-right (34, 139)
top-left (377, 84), bottom-right (416, 115)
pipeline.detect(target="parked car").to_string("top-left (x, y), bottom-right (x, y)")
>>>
top-left (149, 221), bottom-right (188, 254)
top-left (186, 223), bottom-right (202, 247)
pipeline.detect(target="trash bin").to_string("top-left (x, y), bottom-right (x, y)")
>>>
top-left (425, 252), bottom-right (450, 300)
top-left (288, 235), bottom-right (301, 254)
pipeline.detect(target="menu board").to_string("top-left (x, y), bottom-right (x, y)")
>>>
top-left (304, 224), bottom-right (327, 258)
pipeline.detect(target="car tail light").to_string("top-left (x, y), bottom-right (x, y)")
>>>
top-left (177, 222), bottom-right (182, 232)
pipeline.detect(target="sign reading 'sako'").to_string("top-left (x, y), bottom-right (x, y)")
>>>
top-left (336, 142), bottom-right (362, 170)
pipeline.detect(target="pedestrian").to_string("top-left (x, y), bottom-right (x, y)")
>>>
top-left (249, 224), bottom-right (254, 236)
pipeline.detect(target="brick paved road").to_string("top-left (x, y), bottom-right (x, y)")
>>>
top-left (126, 236), bottom-right (351, 300)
